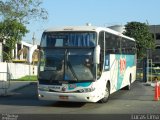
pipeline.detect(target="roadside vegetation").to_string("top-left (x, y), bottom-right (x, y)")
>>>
top-left (13, 75), bottom-right (37, 81)
top-left (0, 0), bottom-right (48, 62)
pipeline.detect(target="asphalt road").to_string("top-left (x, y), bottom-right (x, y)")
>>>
top-left (0, 81), bottom-right (160, 115)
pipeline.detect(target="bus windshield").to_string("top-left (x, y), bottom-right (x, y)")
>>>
top-left (40, 32), bottom-right (96, 47)
top-left (38, 49), bottom-right (95, 82)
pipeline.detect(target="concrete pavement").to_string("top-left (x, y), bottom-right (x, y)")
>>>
top-left (144, 81), bottom-right (160, 87)
top-left (0, 81), bottom-right (159, 114)
top-left (0, 81), bottom-right (36, 96)
top-left (1, 80), bottom-right (159, 95)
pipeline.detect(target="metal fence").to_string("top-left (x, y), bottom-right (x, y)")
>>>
top-left (136, 59), bottom-right (143, 81)
top-left (136, 58), bottom-right (160, 82)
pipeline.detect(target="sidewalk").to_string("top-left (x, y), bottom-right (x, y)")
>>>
top-left (0, 81), bottom-right (35, 95)
top-left (144, 81), bottom-right (160, 87)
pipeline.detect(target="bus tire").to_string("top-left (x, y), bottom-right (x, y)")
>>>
top-left (100, 82), bottom-right (110, 103)
top-left (125, 74), bottom-right (132, 90)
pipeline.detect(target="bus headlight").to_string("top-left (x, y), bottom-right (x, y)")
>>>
top-left (78, 87), bottom-right (95, 93)
top-left (38, 86), bottom-right (49, 91)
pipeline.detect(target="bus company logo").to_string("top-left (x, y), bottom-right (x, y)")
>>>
top-left (62, 87), bottom-right (66, 92)
top-left (69, 84), bottom-right (77, 89)
top-left (62, 86), bottom-right (67, 92)
top-left (120, 58), bottom-right (126, 75)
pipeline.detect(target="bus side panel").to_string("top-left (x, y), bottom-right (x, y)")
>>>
top-left (109, 54), bottom-right (136, 94)
top-left (109, 54), bottom-right (119, 94)
top-left (120, 54), bottom-right (136, 88)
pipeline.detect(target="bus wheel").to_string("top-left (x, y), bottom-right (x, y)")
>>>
top-left (125, 75), bottom-right (132, 90)
top-left (100, 83), bottom-right (110, 103)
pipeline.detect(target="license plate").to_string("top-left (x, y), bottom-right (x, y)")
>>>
top-left (59, 96), bottom-right (68, 100)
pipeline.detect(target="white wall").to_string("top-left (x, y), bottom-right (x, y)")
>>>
top-left (0, 62), bottom-right (7, 81)
top-left (0, 62), bottom-right (37, 80)
top-left (0, 43), bottom-right (2, 62)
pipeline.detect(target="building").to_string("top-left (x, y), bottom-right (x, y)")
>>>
top-left (149, 25), bottom-right (160, 48)
top-left (12, 41), bottom-right (39, 63)
top-left (108, 25), bottom-right (125, 34)
top-left (148, 25), bottom-right (160, 66)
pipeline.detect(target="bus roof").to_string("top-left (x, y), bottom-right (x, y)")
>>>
top-left (44, 26), bottom-right (135, 41)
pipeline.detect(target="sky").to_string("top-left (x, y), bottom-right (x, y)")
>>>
top-left (24, 0), bottom-right (160, 44)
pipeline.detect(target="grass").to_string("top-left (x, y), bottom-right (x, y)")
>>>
top-left (14, 75), bottom-right (37, 81)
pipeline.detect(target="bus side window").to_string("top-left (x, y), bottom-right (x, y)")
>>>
top-left (105, 32), bottom-right (121, 54)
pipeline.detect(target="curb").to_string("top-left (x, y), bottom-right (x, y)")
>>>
top-left (144, 81), bottom-right (160, 87)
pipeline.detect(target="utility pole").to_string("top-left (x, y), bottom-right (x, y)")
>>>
top-left (32, 32), bottom-right (36, 45)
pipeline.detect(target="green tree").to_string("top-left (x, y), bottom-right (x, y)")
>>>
top-left (0, 0), bottom-right (48, 24)
top-left (0, 19), bottom-right (28, 61)
top-left (124, 22), bottom-right (155, 59)
top-left (0, 0), bottom-right (48, 61)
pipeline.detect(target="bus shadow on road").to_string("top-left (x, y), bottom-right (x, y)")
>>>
top-left (0, 94), bottom-right (86, 108)
top-left (51, 101), bottom-right (86, 108)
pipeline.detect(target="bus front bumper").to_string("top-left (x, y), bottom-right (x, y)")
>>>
top-left (38, 90), bottom-right (101, 103)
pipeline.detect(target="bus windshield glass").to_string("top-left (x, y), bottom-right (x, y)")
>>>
top-left (38, 49), bottom-right (95, 82)
top-left (40, 32), bottom-right (96, 47)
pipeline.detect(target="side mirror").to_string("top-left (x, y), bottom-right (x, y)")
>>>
top-left (93, 45), bottom-right (100, 64)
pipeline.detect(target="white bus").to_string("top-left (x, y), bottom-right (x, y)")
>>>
top-left (38, 25), bottom-right (136, 103)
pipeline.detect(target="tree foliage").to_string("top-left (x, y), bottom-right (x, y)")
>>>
top-left (0, 0), bottom-right (48, 24)
top-left (0, 19), bottom-right (28, 61)
top-left (0, 0), bottom-right (48, 61)
top-left (124, 22), bottom-right (155, 58)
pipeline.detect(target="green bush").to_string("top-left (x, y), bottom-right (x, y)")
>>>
top-left (14, 75), bottom-right (37, 81)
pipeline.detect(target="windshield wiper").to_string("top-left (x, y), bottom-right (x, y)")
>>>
top-left (67, 61), bottom-right (78, 80)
